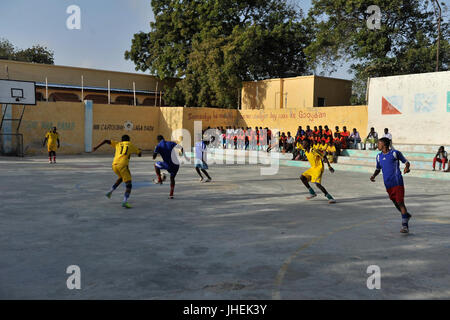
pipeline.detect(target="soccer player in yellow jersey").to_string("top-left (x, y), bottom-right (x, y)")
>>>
top-left (43, 127), bottom-right (60, 163)
top-left (300, 139), bottom-right (336, 204)
top-left (319, 140), bottom-right (327, 154)
top-left (93, 135), bottom-right (142, 208)
top-left (325, 142), bottom-right (337, 163)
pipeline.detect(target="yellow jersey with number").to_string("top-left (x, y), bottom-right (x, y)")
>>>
top-left (305, 148), bottom-right (324, 169)
top-left (111, 140), bottom-right (141, 167)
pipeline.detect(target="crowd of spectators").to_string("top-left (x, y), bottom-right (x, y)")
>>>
top-left (203, 126), bottom-right (448, 172)
top-left (203, 125), bottom-right (388, 163)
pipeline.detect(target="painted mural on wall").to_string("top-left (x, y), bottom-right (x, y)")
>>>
top-left (382, 96), bottom-right (402, 115)
top-left (23, 120), bottom-right (76, 131)
top-left (414, 93), bottom-right (437, 113)
top-left (93, 121), bottom-right (154, 132)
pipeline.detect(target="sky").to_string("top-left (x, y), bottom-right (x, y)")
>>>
top-left (0, 0), bottom-right (353, 79)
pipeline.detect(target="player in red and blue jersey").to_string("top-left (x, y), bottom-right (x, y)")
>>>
top-left (153, 135), bottom-right (183, 199)
top-left (370, 137), bottom-right (412, 233)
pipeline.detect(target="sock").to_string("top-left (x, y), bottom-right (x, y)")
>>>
top-left (49, 157), bottom-right (52, 162)
top-left (53, 156), bottom-right (56, 162)
top-left (308, 187), bottom-right (316, 195)
top-left (326, 193), bottom-right (334, 200)
top-left (170, 184), bottom-right (174, 197)
top-left (401, 213), bottom-right (409, 227)
top-left (123, 192), bottom-right (130, 203)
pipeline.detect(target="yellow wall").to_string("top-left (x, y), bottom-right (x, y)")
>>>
top-left (238, 106), bottom-right (368, 137)
top-left (92, 104), bottom-right (160, 154)
top-left (283, 77), bottom-right (314, 109)
top-left (159, 107), bottom-right (186, 144)
top-left (12, 102), bottom-right (85, 155)
top-left (4, 103), bottom-right (368, 156)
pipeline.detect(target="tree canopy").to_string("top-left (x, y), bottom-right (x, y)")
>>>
top-left (125, 0), bottom-right (311, 108)
top-left (304, 0), bottom-right (449, 104)
top-left (0, 38), bottom-right (55, 65)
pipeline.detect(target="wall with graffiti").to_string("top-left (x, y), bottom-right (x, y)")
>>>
top-left (368, 71), bottom-right (450, 145)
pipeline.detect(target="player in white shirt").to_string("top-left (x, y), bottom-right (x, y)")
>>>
top-left (195, 135), bottom-right (212, 182)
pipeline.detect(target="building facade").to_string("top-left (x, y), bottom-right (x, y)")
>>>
top-left (241, 75), bottom-right (352, 110)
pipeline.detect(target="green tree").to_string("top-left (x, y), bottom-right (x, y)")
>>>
top-left (304, 0), bottom-right (449, 104)
top-left (125, 0), bottom-right (311, 108)
top-left (0, 38), bottom-right (54, 64)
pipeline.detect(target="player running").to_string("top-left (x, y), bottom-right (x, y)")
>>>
top-left (153, 135), bottom-right (183, 199)
top-left (43, 127), bottom-right (60, 163)
top-left (299, 139), bottom-right (336, 204)
top-left (93, 135), bottom-right (142, 209)
top-left (194, 134), bottom-right (212, 183)
top-left (370, 137), bottom-right (412, 233)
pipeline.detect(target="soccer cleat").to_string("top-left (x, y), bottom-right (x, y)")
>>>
top-left (400, 226), bottom-right (409, 234)
top-left (122, 202), bottom-right (132, 209)
top-left (203, 178), bottom-right (212, 183)
top-left (199, 177), bottom-right (204, 182)
top-left (153, 178), bottom-right (163, 185)
top-left (105, 191), bottom-right (112, 199)
top-left (306, 194), bottom-right (317, 200)
top-left (328, 199), bottom-right (336, 204)
top-left (168, 195), bottom-right (174, 199)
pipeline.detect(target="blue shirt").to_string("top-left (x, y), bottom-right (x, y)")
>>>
top-left (155, 140), bottom-right (179, 167)
top-left (376, 149), bottom-right (408, 189)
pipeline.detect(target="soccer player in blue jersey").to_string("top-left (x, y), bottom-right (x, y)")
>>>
top-left (370, 137), bottom-right (412, 233)
top-left (194, 134), bottom-right (212, 183)
top-left (153, 135), bottom-right (183, 199)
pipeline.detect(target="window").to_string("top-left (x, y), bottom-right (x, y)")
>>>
top-left (317, 97), bottom-right (325, 107)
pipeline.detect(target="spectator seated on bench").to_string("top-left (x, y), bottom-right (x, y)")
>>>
top-left (433, 146), bottom-right (448, 171)
top-left (325, 141), bottom-right (338, 163)
top-left (364, 127), bottom-right (378, 150)
top-left (349, 128), bottom-right (362, 149)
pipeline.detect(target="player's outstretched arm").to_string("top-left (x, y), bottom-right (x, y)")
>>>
top-left (93, 140), bottom-right (111, 152)
top-left (370, 169), bottom-right (381, 182)
top-left (43, 137), bottom-right (47, 147)
top-left (57, 138), bottom-right (60, 148)
top-left (324, 156), bottom-right (335, 173)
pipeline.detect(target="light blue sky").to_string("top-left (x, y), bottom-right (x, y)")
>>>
top-left (0, 0), bottom-right (353, 79)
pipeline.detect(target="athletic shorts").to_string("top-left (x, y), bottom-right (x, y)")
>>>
top-left (47, 144), bottom-right (57, 152)
top-left (195, 159), bottom-right (208, 170)
top-left (112, 164), bottom-right (131, 183)
top-left (156, 161), bottom-right (179, 177)
top-left (386, 185), bottom-right (405, 203)
top-left (302, 167), bottom-right (324, 184)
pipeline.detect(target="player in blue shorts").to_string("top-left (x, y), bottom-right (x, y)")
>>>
top-left (153, 135), bottom-right (183, 199)
top-left (194, 135), bottom-right (212, 182)
top-left (370, 137), bottom-right (412, 233)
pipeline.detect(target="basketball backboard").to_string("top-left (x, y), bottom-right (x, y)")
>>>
top-left (0, 79), bottom-right (36, 105)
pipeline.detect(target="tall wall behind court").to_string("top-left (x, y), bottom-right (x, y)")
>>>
top-left (368, 71), bottom-right (450, 145)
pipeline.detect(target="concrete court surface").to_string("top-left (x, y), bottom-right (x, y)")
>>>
top-left (0, 154), bottom-right (449, 300)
